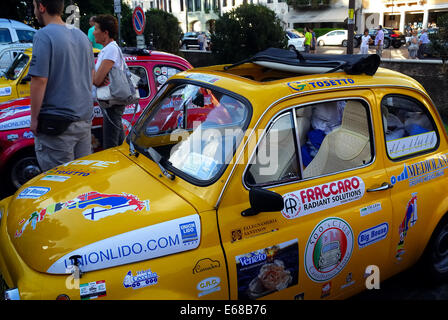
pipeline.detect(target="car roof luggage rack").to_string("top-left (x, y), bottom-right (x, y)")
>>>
top-left (121, 47), bottom-right (151, 56)
top-left (224, 47), bottom-right (381, 76)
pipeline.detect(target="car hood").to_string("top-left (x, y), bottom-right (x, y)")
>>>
top-left (6, 149), bottom-right (199, 274)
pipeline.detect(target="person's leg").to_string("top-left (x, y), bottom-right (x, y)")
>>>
top-left (34, 126), bottom-right (77, 171)
top-left (73, 120), bottom-right (93, 159)
top-left (101, 105), bottom-right (125, 149)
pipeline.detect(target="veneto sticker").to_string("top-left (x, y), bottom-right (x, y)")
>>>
top-left (282, 177), bottom-right (365, 219)
top-left (235, 239), bottom-right (298, 300)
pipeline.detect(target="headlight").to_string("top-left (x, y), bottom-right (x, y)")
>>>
top-left (4, 288), bottom-right (20, 300)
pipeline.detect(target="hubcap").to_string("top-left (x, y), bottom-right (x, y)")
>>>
top-left (11, 157), bottom-right (41, 189)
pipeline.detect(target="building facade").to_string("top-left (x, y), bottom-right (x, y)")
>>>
top-left (361, 0), bottom-right (448, 34)
top-left (125, 0), bottom-right (448, 35)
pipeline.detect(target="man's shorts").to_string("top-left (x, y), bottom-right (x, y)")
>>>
top-left (34, 119), bottom-right (92, 172)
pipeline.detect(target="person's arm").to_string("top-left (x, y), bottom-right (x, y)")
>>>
top-left (30, 76), bottom-right (48, 135)
top-left (93, 59), bottom-right (114, 87)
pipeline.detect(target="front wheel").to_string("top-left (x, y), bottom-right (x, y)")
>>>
top-left (10, 154), bottom-right (42, 190)
top-left (383, 38), bottom-right (391, 49)
top-left (288, 45), bottom-right (296, 51)
top-left (342, 40), bottom-right (347, 47)
top-left (318, 40), bottom-right (324, 47)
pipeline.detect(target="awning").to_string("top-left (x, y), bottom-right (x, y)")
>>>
top-left (288, 7), bottom-right (348, 24)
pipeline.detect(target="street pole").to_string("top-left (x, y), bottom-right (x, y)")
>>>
top-left (347, 0), bottom-right (355, 54)
top-left (185, 0), bottom-right (189, 32)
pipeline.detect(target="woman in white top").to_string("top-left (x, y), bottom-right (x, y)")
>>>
top-left (93, 14), bottom-right (126, 149)
top-left (360, 29), bottom-right (371, 55)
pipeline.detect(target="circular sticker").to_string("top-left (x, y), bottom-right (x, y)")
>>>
top-left (304, 217), bottom-right (353, 282)
top-left (157, 75), bottom-right (168, 85)
top-left (154, 67), bottom-right (162, 76)
top-left (282, 193), bottom-right (302, 219)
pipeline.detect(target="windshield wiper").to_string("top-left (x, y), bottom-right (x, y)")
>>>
top-left (146, 147), bottom-right (175, 180)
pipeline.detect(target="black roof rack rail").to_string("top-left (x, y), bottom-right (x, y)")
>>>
top-left (224, 47), bottom-right (381, 76)
top-left (121, 47), bottom-right (152, 56)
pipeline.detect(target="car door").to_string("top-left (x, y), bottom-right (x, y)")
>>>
top-left (379, 92), bottom-right (445, 273)
top-left (217, 90), bottom-right (393, 300)
top-left (326, 31), bottom-right (337, 45)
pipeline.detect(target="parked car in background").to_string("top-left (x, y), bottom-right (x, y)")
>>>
top-left (354, 28), bottom-right (406, 49)
top-left (0, 42), bottom-right (33, 73)
top-left (286, 30), bottom-right (305, 51)
top-left (317, 30), bottom-right (348, 47)
top-left (0, 19), bottom-right (36, 44)
top-left (0, 48), bottom-right (192, 192)
top-left (0, 48), bottom-right (32, 103)
top-left (180, 31), bottom-right (211, 50)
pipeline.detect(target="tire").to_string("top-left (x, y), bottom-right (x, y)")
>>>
top-left (383, 38), bottom-right (391, 49)
top-left (342, 40), bottom-right (347, 47)
top-left (353, 38), bottom-right (359, 48)
top-left (318, 40), bottom-right (324, 47)
top-left (9, 152), bottom-right (42, 190)
top-left (393, 42), bottom-right (402, 49)
top-left (422, 216), bottom-right (448, 282)
top-left (288, 45), bottom-right (296, 51)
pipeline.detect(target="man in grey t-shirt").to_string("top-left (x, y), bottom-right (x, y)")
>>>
top-left (29, 0), bottom-right (95, 171)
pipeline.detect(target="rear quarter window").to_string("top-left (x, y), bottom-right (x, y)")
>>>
top-left (381, 94), bottom-right (438, 160)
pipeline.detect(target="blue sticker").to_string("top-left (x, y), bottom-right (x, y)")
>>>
top-left (123, 269), bottom-right (158, 290)
top-left (179, 221), bottom-right (198, 244)
top-left (17, 187), bottom-right (50, 199)
top-left (358, 223), bottom-right (389, 249)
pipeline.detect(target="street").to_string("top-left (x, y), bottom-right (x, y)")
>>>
top-left (315, 43), bottom-right (421, 59)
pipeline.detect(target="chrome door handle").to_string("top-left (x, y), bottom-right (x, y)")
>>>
top-left (367, 182), bottom-right (393, 192)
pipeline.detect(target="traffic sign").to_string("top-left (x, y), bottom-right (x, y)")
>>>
top-left (132, 7), bottom-right (146, 35)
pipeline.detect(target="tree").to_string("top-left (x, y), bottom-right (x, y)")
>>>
top-left (429, 14), bottom-right (448, 73)
top-left (211, 4), bottom-right (286, 64)
top-left (120, 3), bottom-right (136, 47)
top-left (143, 9), bottom-right (182, 54)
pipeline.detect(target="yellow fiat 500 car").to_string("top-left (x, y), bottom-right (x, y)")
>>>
top-left (1, 49), bottom-right (448, 300)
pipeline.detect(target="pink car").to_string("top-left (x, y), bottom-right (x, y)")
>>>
top-left (0, 49), bottom-right (192, 192)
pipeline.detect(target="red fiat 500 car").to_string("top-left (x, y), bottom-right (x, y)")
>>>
top-left (0, 48), bottom-right (192, 192)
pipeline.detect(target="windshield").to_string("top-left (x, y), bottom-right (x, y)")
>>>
top-left (5, 52), bottom-right (29, 80)
top-left (130, 81), bottom-right (251, 183)
top-left (287, 31), bottom-right (299, 39)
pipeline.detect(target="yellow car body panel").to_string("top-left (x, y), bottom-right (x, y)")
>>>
top-left (0, 48), bottom-right (32, 103)
top-left (1, 55), bottom-right (448, 300)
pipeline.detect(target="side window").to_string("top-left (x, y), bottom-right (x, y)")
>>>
top-left (153, 65), bottom-right (183, 91)
top-left (0, 28), bottom-right (12, 43)
top-left (128, 65), bottom-right (150, 99)
top-left (16, 29), bottom-right (35, 42)
top-left (381, 94), bottom-right (437, 159)
top-left (246, 111), bottom-right (300, 186)
top-left (245, 100), bottom-right (373, 186)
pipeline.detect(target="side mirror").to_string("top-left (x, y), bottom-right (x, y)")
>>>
top-left (241, 188), bottom-right (284, 217)
top-left (21, 74), bottom-right (31, 84)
